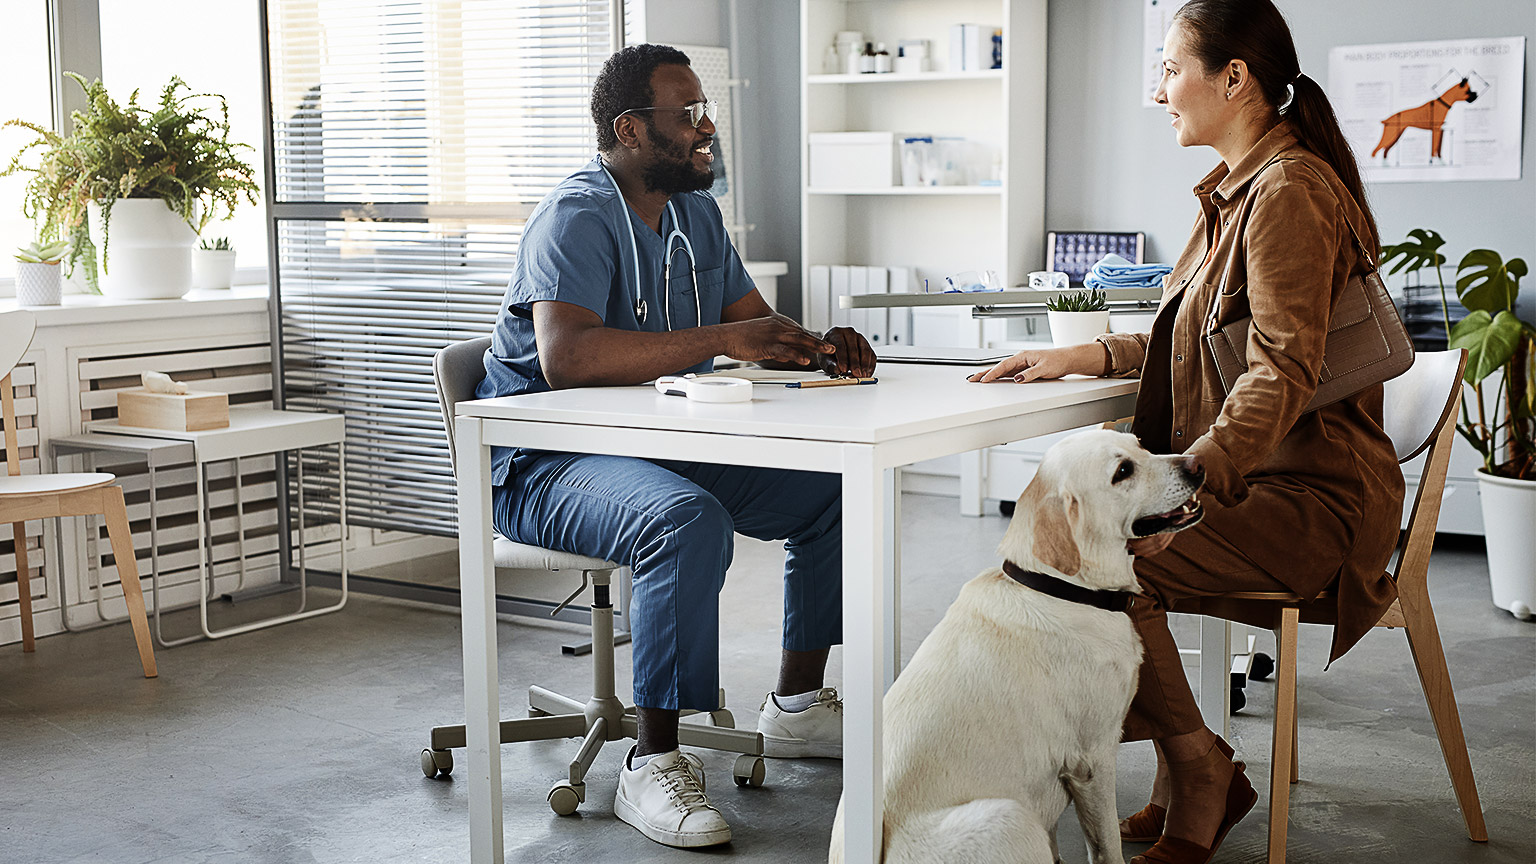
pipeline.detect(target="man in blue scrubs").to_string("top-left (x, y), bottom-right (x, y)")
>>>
top-left (477, 44), bottom-right (876, 849)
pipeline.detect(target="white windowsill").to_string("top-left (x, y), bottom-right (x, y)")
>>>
top-left (1, 284), bottom-right (271, 327)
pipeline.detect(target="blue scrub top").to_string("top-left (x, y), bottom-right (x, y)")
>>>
top-left (477, 156), bottom-right (757, 486)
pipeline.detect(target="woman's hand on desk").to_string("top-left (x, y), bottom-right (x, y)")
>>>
top-left (967, 342), bottom-right (1109, 384)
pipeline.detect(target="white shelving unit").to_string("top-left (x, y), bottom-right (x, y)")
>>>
top-left (800, 0), bottom-right (1048, 514)
top-left (800, 0), bottom-right (1048, 308)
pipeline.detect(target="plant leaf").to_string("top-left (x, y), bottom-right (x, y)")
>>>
top-left (1380, 228), bottom-right (1447, 278)
top-left (1450, 309), bottom-right (1522, 382)
top-left (1456, 249), bottom-right (1520, 313)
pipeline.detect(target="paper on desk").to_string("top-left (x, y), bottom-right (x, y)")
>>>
top-left (691, 368), bottom-right (825, 383)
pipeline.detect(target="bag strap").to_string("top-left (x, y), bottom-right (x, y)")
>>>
top-left (1203, 155), bottom-right (1377, 334)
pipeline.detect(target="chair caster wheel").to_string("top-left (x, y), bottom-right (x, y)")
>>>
top-left (1250, 652), bottom-right (1275, 681)
top-left (548, 782), bottom-right (584, 815)
top-left (421, 748), bottom-right (453, 778)
top-left (709, 708), bottom-right (736, 729)
top-left (1230, 687), bottom-right (1247, 714)
top-left (733, 754), bottom-right (766, 787)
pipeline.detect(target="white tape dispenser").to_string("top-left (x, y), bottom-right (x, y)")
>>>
top-left (655, 374), bottom-right (753, 403)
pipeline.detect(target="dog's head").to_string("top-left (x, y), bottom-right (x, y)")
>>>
top-left (998, 429), bottom-right (1206, 590)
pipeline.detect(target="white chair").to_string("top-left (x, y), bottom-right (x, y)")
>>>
top-left (1187, 349), bottom-right (1486, 862)
top-left (421, 337), bottom-right (767, 814)
top-left (1, 310), bottom-right (156, 677)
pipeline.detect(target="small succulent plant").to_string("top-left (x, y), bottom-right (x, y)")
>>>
top-left (1045, 288), bottom-right (1109, 312)
top-left (199, 236), bottom-right (233, 252)
top-left (15, 238), bottom-right (71, 263)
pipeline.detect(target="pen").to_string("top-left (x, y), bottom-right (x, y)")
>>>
top-left (786, 377), bottom-right (878, 389)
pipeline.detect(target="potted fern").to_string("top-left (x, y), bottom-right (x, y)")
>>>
top-left (2, 73), bottom-right (259, 299)
top-left (14, 238), bottom-right (70, 306)
top-left (1045, 288), bottom-right (1111, 347)
top-left (192, 237), bottom-right (237, 290)
top-left (1383, 229), bottom-right (1534, 619)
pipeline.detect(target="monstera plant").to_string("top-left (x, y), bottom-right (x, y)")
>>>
top-left (1384, 228), bottom-right (1534, 619)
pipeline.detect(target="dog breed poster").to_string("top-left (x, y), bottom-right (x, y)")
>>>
top-left (1329, 37), bottom-right (1525, 182)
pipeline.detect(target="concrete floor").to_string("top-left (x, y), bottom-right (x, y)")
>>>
top-left (2, 492), bottom-right (1532, 863)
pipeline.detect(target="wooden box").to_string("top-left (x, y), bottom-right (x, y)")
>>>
top-left (116, 388), bottom-right (230, 431)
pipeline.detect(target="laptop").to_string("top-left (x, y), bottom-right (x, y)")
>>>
top-left (875, 345), bottom-right (1014, 366)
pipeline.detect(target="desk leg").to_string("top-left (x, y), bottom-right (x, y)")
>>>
top-left (1199, 617), bottom-right (1232, 739)
top-left (883, 467), bottom-right (901, 690)
top-left (457, 418), bottom-right (503, 864)
top-left (842, 444), bottom-right (885, 864)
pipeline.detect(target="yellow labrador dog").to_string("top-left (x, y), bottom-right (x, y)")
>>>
top-left (829, 430), bottom-right (1205, 864)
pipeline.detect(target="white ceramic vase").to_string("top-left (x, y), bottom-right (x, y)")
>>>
top-left (1477, 470), bottom-right (1536, 620)
top-left (15, 261), bottom-right (63, 306)
top-left (88, 198), bottom-right (197, 299)
top-left (1047, 310), bottom-right (1112, 348)
top-left (191, 249), bottom-right (238, 290)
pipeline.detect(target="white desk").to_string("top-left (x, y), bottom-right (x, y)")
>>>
top-left (453, 364), bottom-right (1138, 863)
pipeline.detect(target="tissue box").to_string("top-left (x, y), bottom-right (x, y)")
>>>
top-left (116, 388), bottom-right (230, 431)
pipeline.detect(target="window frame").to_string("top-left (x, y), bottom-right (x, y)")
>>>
top-left (1, 0), bottom-right (270, 298)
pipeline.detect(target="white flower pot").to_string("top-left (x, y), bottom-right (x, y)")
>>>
top-left (15, 261), bottom-right (63, 306)
top-left (191, 249), bottom-right (238, 290)
top-left (1047, 310), bottom-right (1112, 347)
top-left (88, 199), bottom-right (198, 299)
top-left (1477, 469), bottom-right (1536, 620)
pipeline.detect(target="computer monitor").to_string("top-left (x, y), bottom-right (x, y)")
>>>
top-left (1045, 231), bottom-right (1146, 286)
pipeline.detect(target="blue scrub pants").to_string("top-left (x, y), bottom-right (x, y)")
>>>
top-left (492, 454), bottom-right (843, 711)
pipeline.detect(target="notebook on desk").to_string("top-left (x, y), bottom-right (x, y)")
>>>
top-left (875, 346), bottom-right (1014, 366)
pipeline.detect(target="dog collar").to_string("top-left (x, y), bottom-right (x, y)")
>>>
top-left (1001, 560), bottom-right (1136, 614)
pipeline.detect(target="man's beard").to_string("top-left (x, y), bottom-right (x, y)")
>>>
top-left (642, 124), bottom-right (716, 195)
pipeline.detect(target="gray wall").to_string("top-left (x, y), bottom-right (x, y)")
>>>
top-left (712, 0), bottom-right (1535, 321)
top-left (1047, 0), bottom-right (1536, 323)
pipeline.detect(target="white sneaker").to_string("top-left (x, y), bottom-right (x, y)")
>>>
top-left (614, 747), bottom-right (732, 848)
top-left (756, 688), bottom-right (843, 758)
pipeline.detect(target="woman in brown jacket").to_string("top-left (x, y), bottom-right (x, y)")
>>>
top-left (970, 2), bottom-right (1403, 862)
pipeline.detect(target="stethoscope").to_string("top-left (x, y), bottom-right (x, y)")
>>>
top-left (599, 161), bottom-right (701, 331)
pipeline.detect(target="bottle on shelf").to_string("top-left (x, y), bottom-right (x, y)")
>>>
top-left (874, 43), bottom-right (893, 74)
top-left (860, 42), bottom-right (877, 74)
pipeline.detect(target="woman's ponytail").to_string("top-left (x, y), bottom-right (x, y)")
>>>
top-left (1283, 73), bottom-right (1379, 252)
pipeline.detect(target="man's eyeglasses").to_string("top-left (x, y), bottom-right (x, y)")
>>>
top-left (617, 100), bottom-right (719, 129)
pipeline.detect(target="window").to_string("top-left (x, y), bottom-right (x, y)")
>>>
top-left (269, 0), bottom-right (616, 534)
top-left (99, 0), bottom-right (269, 277)
top-left (0, 2), bottom-right (54, 293)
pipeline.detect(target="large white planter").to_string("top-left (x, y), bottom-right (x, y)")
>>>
top-left (87, 199), bottom-right (197, 299)
top-left (15, 261), bottom-right (63, 306)
top-left (1477, 469), bottom-right (1536, 620)
top-left (1048, 310), bottom-right (1112, 347)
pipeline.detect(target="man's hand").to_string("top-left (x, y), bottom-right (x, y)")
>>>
top-left (1127, 532), bottom-right (1177, 558)
top-left (966, 342), bottom-right (1109, 384)
top-left (822, 326), bottom-right (877, 377)
top-left (720, 313), bottom-right (836, 367)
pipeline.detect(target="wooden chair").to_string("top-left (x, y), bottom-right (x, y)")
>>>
top-left (1, 310), bottom-right (156, 677)
top-left (1184, 349), bottom-right (1485, 862)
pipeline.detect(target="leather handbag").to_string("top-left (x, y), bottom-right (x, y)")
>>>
top-left (1204, 219), bottom-right (1414, 414)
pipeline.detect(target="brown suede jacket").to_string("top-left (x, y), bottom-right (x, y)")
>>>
top-left (1097, 121), bottom-right (1405, 662)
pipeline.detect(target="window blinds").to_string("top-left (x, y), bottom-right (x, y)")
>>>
top-left (266, 0), bottom-right (617, 535)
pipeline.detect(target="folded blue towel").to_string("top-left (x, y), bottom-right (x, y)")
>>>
top-left (1084, 253), bottom-right (1172, 291)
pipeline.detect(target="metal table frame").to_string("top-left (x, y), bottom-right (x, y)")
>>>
top-left (51, 408), bottom-right (350, 645)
